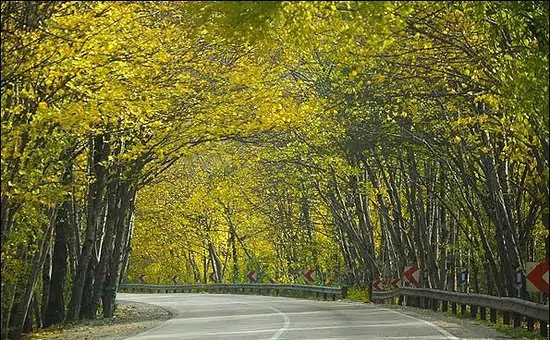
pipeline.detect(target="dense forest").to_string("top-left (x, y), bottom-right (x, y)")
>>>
top-left (1, 1), bottom-right (548, 339)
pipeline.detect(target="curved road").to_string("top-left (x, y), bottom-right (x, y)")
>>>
top-left (118, 293), bottom-right (464, 340)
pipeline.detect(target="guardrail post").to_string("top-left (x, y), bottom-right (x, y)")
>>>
top-left (479, 306), bottom-right (486, 320)
top-left (526, 317), bottom-right (534, 331)
top-left (460, 303), bottom-right (466, 316)
top-left (471, 305), bottom-right (477, 319)
top-left (398, 294), bottom-right (404, 306)
top-left (503, 311), bottom-right (510, 325)
top-left (341, 286), bottom-right (348, 299)
top-left (451, 302), bottom-right (457, 315)
top-left (513, 312), bottom-right (521, 328)
top-left (540, 321), bottom-right (548, 337)
top-left (431, 298), bottom-right (438, 312)
top-left (441, 300), bottom-right (448, 312)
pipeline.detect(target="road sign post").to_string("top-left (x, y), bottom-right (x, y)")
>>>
top-left (459, 268), bottom-right (468, 293)
top-left (515, 267), bottom-right (524, 298)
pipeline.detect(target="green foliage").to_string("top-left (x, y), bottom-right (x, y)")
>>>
top-left (346, 287), bottom-right (371, 303)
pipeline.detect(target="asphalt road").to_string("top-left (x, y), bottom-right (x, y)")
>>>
top-left (117, 293), bottom-right (464, 340)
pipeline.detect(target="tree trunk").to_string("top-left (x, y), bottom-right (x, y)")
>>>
top-left (40, 243), bottom-right (51, 327)
top-left (103, 183), bottom-right (136, 318)
top-left (66, 134), bottom-right (109, 322)
top-left (87, 179), bottom-right (120, 320)
top-left (79, 249), bottom-right (98, 319)
top-left (44, 200), bottom-right (69, 327)
top-left (8, 209), bottom-right (55, 340)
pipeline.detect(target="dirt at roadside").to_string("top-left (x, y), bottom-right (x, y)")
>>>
top-left (23, 300), bottom-right (172, 340)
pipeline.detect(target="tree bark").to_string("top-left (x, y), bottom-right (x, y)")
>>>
top-left (44, 198), bottom-right (69, 327)
top-left (8, 209), bottom-right (55, 340)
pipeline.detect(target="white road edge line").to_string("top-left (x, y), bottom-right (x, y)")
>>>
top-left (379, 307), bottom-right (458, 340)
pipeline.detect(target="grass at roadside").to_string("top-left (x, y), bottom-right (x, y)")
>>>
top-left (477, 320), bottom-right (546, 340)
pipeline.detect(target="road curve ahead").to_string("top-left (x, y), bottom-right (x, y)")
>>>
top-left (118, 293), bottom-right (460, 340)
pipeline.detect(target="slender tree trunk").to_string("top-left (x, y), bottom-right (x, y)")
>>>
top-left (86, 179), bottom-right (119, 319)
top-left (9, 209), bottom-right (55, 340)
top-left (32, 291), bottom-right (41, 329)
top-left (79, 249), bottom-right (98, 319)
top-left (103, 183), bottom-right (136, 318)
top-left (44, 194), bottom-right (70, 327)
top-left (40, 243), bottom-right (51, 327)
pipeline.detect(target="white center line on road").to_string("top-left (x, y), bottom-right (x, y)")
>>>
top-left (268, 305), bottom-right (290, 340)
top-left (380, 307), bottom-right (458, 340)
top-left (167, 309), bottom-right (399, 323)
top-left (235, 302), bottom-right (290, 340)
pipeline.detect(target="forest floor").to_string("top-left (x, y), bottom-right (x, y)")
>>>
top-left (23, 300), bottom-right (172, 340)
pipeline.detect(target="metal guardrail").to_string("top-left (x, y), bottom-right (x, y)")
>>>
top-left (372, 287), bottom-right (549, 337)
top-left (118, 283), bottom-right (548, 336)
top-left (119, 283), bottom-right (342, 301)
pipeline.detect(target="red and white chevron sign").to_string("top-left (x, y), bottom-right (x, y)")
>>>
top-left (304, 269), bottom-right (315, 282)
top-left (247, 271), bottom-right (257, 282)
top-left (526, 261), bottom-right (549, 293)
top-left (372, 279), bottom-right (382, 291)
top-left (137, 273), bottom-right (145, 283)
top-left (171, 275), bottom-right (178, 284)
top-left (390, 278), bottom-right (401, 289)
top-left (209, 272), bottom-right (216, 282)
top-left (403, 266), bottom-right (420, 286)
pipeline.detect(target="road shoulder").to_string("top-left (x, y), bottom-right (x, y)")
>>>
top-left (378, 303), bottom-right (514, 339)
top-left (24, 300), bottom-right (172, 340)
